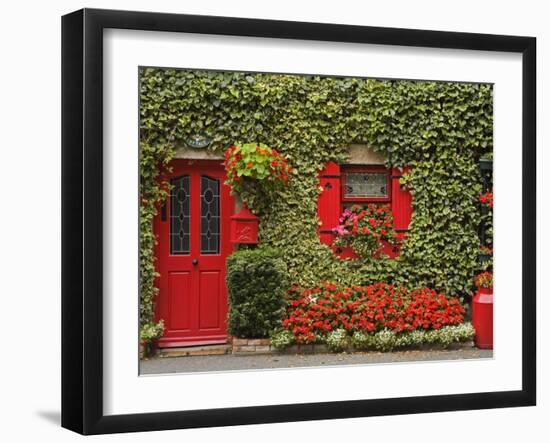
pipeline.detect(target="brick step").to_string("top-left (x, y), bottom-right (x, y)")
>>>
top-left (158, 344), bottom-right (231, 358)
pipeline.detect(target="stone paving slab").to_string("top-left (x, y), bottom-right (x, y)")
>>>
top-left (140, 348), bottom-right (493, 375)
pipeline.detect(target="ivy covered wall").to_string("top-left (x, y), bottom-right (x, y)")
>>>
top-left (139, 68), bottom-right (493, 328)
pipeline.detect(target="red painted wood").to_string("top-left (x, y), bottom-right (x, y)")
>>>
top-left (199, 271), bottom-right (221, 329)
top-left (391, 166), bottom-right (413, 232)
top-left (317, 162), bottom-right (341, 246)
top-left (168, 272), bottom-right (192, 330)
top-left (472, 288), bottom-right (493, 349)
top-left (377, 240), bottom-right (399, 259)
top-left (230, 205), bottom-right (259, 244)
top-left (335, 247), bottom-right (358, 260)
top-left (154, 160), bottom-right (233, 347)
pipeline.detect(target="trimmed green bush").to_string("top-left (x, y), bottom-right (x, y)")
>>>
top-left (227, 247), bottom-right (289, 338)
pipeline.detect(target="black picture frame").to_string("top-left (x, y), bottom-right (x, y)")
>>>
top-left (61, 8), bottom-right (536, 435)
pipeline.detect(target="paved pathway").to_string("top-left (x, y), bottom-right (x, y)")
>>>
top-left (140, 348), bottom-right (493, 375)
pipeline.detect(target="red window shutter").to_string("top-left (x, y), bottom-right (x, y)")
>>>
top-left (391, 166), bottom-right (413, 237)
top-left (317, 162), bottom-right (341, 246)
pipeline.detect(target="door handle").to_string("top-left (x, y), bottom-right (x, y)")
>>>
top-left (192, 259), bottom-right (199, 266)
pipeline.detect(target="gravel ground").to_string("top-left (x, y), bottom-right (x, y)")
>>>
top-left (140, 348), bottom-right (493, 375)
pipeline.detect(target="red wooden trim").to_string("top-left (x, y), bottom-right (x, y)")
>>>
top-left (319, 161), bottom-right (341, 177)
top-left (317, 162), bottom-right (341, 246)
top-left (391, 166), bottom-right (413, 232)
top-left (340, 165), bottom-right (391, 203)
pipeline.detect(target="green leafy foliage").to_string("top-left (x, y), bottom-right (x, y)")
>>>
top-left (326, 329), bottom-right (349, 352)
top-left (224, 142), bottom-right (292, 195)
top-left (333, 204), bottom-right (396, 259)
top-left (139, 68), bottom-right (493, 334)
top-left (139, 320), bottom-right (165, 342)
top-left (226, 247), bottom-right (289, 338)
top-left (272, 323), bottom-right (475, 353)
top-left (270, 329), bottom-right (296, 350)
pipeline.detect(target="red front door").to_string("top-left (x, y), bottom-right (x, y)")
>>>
top-left (155, 160), bottom-right (233, 347)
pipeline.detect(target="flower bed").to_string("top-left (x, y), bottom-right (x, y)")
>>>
top-left (272, 282), bottom-right (471, 351)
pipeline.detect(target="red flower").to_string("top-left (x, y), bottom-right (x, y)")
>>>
top-left (282, 282), bottom-right (465, 342)
top-left (479, 192), bottom-right (494, 207)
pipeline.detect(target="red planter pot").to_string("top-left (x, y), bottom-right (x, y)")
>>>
top-left (472, 287), bottom-right (493, 349)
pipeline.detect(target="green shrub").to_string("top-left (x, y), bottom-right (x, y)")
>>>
top-left (428, 323), bottom-right (475, 348)
top-left (374, 329), bottom-right (398, 352)
top-left (270, 329), bottom-right (295, 350)
top-left (395, 329), bottom-right (425, 348)
top-left (227, 247), bottom-right (289, 338)
top-left (140, 320), bottom-right (164, 343)
top-left (326, 329), bottom-right (349, 352)
top-left (345, 324), bottom-right (474, 352)
top-left (351, 331), bottom-right (376, 350)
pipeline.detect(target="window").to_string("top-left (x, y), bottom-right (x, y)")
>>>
top-left (200, 175), bottom-right (220, 254)
top-left (170, 175), bottom-right (190, 255)
top-left (341, 166), bottom-right (391, 204)
top-left (317, 161), bottom-right (412, 258)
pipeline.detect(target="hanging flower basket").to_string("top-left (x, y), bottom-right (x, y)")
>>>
top-left (223, 142), bottom-right (292, 195)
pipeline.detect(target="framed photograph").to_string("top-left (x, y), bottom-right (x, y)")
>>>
top-left (61, 8), bottom-right (536, 435)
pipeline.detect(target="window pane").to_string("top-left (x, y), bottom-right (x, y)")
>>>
top-left (170, 176), bottom-right (190, 254)
top-left (200, 176), bottom-right (220, 254)
top-left (344, 171), bottom-right (388, 198)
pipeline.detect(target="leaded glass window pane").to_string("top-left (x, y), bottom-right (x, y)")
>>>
top-left (200, 176), bottom-right (220, 254)
top-left (344, 171), bottom-right (388, 198)
top-left (170, 176), bottom-right (190, 254)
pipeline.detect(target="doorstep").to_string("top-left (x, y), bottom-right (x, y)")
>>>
top-left (157, 343), bottom-right (231, 358)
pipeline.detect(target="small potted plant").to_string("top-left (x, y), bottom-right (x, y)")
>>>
top-left (139, 320), bottom-right (164, 359)
top-left (475, 271), bottom-right (493, 293)
top-left (472, 272), bottom-right (493, 349)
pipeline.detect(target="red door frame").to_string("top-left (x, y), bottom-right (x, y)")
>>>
top-left (154, 159), bottom-right (234, 347)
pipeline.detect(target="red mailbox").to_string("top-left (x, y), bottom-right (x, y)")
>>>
top-left (472, 287), bottom-right (493, 349)
top-left (230, 205), bottom-right (259, 244)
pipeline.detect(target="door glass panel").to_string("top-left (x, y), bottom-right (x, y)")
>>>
top-left (200, 176), bottom-right (220, 254)
top-left (170, 176), bottom-right (190, 254)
